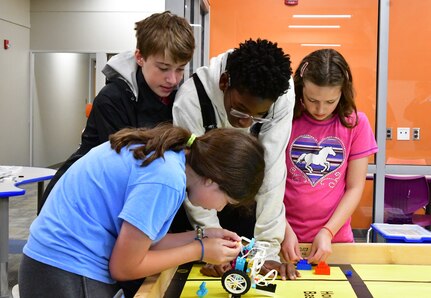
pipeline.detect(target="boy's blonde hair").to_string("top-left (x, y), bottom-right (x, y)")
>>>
top-left (135, 11), bottom-right (195, 63)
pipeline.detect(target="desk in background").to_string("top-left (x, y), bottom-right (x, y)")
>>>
top-left (135, 243), bottom-right (431, 298)
top-left (0, 166), bottom-right (56, 298)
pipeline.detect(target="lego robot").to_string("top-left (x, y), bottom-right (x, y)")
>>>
top-left (221, 237), bottom-right (277, 297)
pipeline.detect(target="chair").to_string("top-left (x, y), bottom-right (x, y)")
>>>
top-left (11, 284), bottom-right (19, 298)
top-left (384, 175), bottom-right (431, 227)
top-left (85, 102), bottom-right (93, 118)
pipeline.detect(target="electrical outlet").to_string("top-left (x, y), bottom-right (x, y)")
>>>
top-left (412, 128), bottom-right (420, 140)
top-left (397, 127), bottom-right (410, 141)
top-left (386, 128), bottom-right (392, 140)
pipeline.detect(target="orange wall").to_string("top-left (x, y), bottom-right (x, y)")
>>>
top-left (209, 0), bottom-right (379, 229)
top-left (385, 1), bottom-right (431, 164)
top-left (209, 0), bottom-right (378, 128)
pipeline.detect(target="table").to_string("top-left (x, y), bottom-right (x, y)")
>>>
top-left (134, 243), bottom-right (431, 298)
top-left (0, 166), bottom-right (56, 298)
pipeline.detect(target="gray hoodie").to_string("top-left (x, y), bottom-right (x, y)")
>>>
top-left (102, 51), bottom-right (140, 99)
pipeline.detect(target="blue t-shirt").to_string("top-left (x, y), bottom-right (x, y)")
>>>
top-left (23, 142), bottom-right (186, 283)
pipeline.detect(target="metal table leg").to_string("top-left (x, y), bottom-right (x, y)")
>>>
top-left (37, 181), bottom-right (44, 215)
top-left (0, 198), bottom-right (10, 298)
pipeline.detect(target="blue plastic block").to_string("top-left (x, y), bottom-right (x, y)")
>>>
top-left (296, 259), bottom-right (312, 270)
top-left (235, 257), bottom-right (246, 271)
top-left (196, 281), bottom-right (208, 297)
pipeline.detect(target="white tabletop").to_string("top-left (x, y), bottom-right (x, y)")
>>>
top-left (0, 166), bottom-right (56, 197)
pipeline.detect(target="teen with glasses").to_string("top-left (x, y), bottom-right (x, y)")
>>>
top-left (172, 38), bottom-right (294, 277)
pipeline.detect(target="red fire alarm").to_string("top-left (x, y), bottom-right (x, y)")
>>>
top-left (285, 0), bottom-right (299, 5)
top-left (4, 39), bottom-right (10, 49)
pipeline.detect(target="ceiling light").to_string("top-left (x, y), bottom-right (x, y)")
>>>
top-left (289, 25), bottom-right (340, 29)
top-left (293, 14), bottom-right (351, 18)
top-left (301, 43), bottom-right (341, 47)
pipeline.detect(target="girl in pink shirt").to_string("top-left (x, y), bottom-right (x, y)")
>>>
top-left (282, 49), bottom-right (378, 266)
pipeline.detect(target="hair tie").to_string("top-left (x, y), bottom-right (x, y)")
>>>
top-left (186, 134), bottom-right (197, 148)
top-left (300, 98), bottom-right (305, 107)
top-left (322, 226), bottom-right (334, 239)
top-left (300, 62), bottom-right (309, 77)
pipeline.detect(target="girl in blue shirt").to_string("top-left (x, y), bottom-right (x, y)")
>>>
top-left (19, 123), bottom-right (265, 298)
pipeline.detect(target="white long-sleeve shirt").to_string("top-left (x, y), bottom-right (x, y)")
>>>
top-left (173, 51), bottom-right (295, 261)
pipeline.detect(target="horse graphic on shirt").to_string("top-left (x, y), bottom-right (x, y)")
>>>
top-left (296, 146), bottom-right (336, 174)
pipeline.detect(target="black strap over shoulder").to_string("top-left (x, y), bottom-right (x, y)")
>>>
top-left (250, 123), bottom-right (263, 137)
top-left (192, 73), bottom-right (217, 132)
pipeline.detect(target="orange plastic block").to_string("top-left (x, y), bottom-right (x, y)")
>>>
top-left (314, 261), bottom-right (330, 275)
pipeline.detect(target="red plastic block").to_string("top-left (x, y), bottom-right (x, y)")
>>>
top-left (314, 261), bottom-right (330, 275)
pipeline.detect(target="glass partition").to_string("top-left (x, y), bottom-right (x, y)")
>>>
top-left (386, 0), bottom-right (431, 166)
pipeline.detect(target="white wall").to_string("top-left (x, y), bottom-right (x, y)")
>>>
top-left (0, 0), bottom-right (31, 166)
top-left (0, 0), bottom-right (30, 27)
top-left (30, 0), bottom-right (165, 52)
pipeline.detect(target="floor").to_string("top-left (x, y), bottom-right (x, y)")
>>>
top-left (6, 182), bottom-right (368, 297)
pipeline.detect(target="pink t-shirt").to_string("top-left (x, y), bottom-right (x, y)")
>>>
top-left (284, 112), bottom-right (378, 243)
